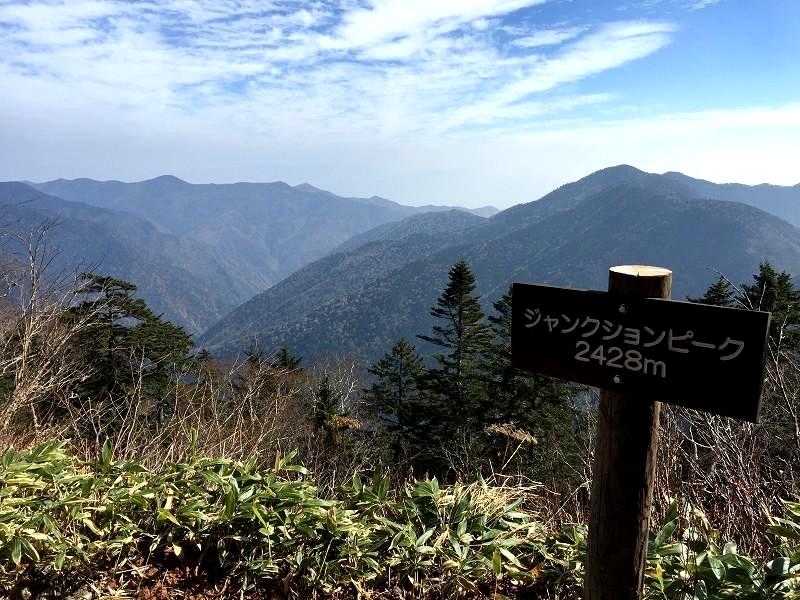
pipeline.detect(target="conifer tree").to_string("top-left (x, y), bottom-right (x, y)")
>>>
top-left (366, 338), bottom-right (426, 436)
top-left (313, 375), bottom-right (341, 430)
top-left (695, 263), bottom-right (800, 348)
top-left (482, 285), bottom-right (573, 422)
top-left (688, 275), bottom-right (736, 307)
top-left (417, 260), bottom-right (491, 439)
top-left (740, 261), bottom-right (800, 346)
top-left (66, 273), bottom-right (193, 406)
top-left (481, 285), bottom-right (580, 480)
top-left (65, 273), bottom-right (194, 401)
top-left (245, 345), bottom-right (265, 365)
top-left (275, 346), bottom-right (302, 370)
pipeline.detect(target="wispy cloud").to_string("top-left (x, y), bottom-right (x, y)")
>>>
top-left (511, 26), bottom-right (586, 48)
top-left (435, 21), bottom-right (674, 131)
top-left (687, 0), bottom-right (721, 9)
top-left (0, 0), bottom-right (676, 138)
top-left (333, 0), bottom-right (545, 49)
top-left (7, 0), bottom-right (789, 208)
top-left (638, 0), bottom-right (722, 11)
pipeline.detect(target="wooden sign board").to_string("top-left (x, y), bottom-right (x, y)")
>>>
top-left (512, 282), bottom-right (771, 422)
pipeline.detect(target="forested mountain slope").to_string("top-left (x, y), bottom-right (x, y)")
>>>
top-left (0, 182), bottom-right (252, 332)
top-left (200, 167), bottom-right (800, 361)
top-left (333, 209), bottom-right (485, 253)
top-left (200, 209), bottom-right (487, 355)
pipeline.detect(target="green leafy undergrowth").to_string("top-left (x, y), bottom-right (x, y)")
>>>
top-left (645, 499), bottom-right (800, 599)
top-left (0, 440), bottom-right (551, 598)
top-left (0, 440), bottom-right (798, 599)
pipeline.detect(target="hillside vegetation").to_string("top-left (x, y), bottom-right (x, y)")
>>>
top-left (0, 183), bottom-right (252, 333)
top-left (2, 236), bottom-right (800, 597)
top-left (2, 177), bottom-right (491, 333)
top-left (2, 441), bottom-right (799, 599)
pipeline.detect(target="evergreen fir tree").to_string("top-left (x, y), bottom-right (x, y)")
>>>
top-left (740, 262), bottom-right (800, 347)
top-left (688, 275), bottom-right (736, 307)
top-left (417, 260), bottom-right (491, 440)
top-left (127, 308), bottom-right (194, 406)
top-left (313, 375), bottom-right (341, 430)
top-left (275, 346), bottom-right (302, 370)
top-left (366, 338), bottom-right (426, 436)
top-left (66, 273), bottom-right (193, 407)
top-left (245, 345), bottom-right (265, 365)
top-left (696, 263), bottom-right (800, 349)
top-left (692, 261), bottom-right (800, 354)
top-left (482, 285), bottom-right (573, 422)
top-left (481, 285), bottom-right (580, 481)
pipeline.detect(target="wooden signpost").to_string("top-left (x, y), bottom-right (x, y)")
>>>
top-left (511, 265), bottom-right (771, 600)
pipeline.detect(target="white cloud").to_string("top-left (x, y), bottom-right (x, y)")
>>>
top-left (0, 0), bottom-right (117, 29)
top-left (525, 21), bottom-right (675, 91)
top-left (511, 26), bottom-right (585, 47)
top-left (639, 0), bottom-right (721, 11)
top-left (437, 21), bottom-right (674, 131)
top-left (332, 0), bottom-right (546, 48)
top-left (3, 0), bottom-right (786, 208)
top-left (688, 0), bottom-right (721, 9)
top-left (0, 0), bottom-right (678, 140)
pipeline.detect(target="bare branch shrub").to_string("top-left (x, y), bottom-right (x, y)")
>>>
top-left (59, 351), bottom-right (312, 467)
top-left (0, 226), bottom-right (103, 438)
top-left (301, 355), bottom-right (387, 491)
top-left (654, 335), bottom-right (800, 553)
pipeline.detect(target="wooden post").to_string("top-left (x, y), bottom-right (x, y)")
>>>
top-left (585, 265), bottom-right (672, 600)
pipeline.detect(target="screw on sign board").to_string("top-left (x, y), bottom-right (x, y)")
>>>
top-left (511, 266), bottom-right (771, 600)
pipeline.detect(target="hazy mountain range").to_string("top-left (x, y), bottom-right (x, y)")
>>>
top-left (0, 182), bottom-right (249, 331)
top-left (1, 177), bottom-right (495, 332)
top-left (2, 166), bottom-right (799, 365)
top-left (199, 166), bottom-right (800, 361)
top-left (33, 176), bottom-right (497, 289)
top-left (662, 172), bottom-right (800, 227)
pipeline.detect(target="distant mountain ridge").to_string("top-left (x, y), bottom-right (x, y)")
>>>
top-left (8, 166), bottom-right (800, 353)
top-left (3, 177), bottom-right (496, 332)
top-left (661, 171), bottom-right (800, 226)
top-left (199, 166), bottom-right (800, 362)
top-left (32, 176), bottom-right (497, 294)
top-left (0, 182), bottom-right (250, 332)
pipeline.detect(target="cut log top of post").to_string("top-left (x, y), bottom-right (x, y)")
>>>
top-left (609, 265), bottom-right (672, 298)
top-left (610, 265), bottom-right (672, 278)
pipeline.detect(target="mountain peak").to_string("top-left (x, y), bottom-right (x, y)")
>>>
top-left (143, 175), bottom-right (188, 185)
top-left (595, 164), bottom-right (647, 177)
top-left (294, 182), bottom-right (327, 194)
top-left (470, 206), bottom-right (500, 218)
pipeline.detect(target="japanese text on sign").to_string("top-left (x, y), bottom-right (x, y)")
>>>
top-left (524, 307), bottom-right (745, 379)
top-left (511, 282), bottom-right (770, 422)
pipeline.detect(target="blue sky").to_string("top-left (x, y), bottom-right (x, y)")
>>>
top-left (0, 0), bottom-right (797, 208)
